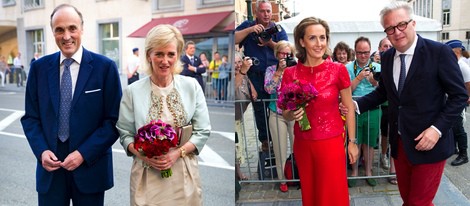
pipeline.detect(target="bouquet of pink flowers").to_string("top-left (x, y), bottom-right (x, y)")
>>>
top-left (134, 119), bottom-right (179, 178)
top-left (277, 80), bottom-right (319, 131)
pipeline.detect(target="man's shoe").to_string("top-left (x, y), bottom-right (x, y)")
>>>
top-left (380, 155), bottom-right (390, 170)
top-left (347, 179), bottom-right (356, 188)
top-left (451, 154), bottom-right (469, 166)
top-left (366, 178), bottom-right (378, 187)
top-left (279, 183), bottom-right (288, 192)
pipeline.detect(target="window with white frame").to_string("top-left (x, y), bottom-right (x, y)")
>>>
top-left (412, 0), bottom-right (432, 18)
top-left (2, 0), bottom-right (15, 6)
top-left (99, 22), bottom-right (120, 69)
top-left (24, 0), bottom-right (42, 10)
top-left (198, 0), bottom-right (233, 8)
top-left (442, 9), bottom-right (450, 26)
top-left (153, 0), bottom-right (183, 12)
top-left (28, 29), bottom-right (44, 58)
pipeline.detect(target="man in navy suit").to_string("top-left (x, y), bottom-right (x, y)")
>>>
top-left (21, 4), bottom-right (122, 206)
top-left (355, 2), bottom-right (468, 205)
top-left (180, 41), bottom-right (206, 92)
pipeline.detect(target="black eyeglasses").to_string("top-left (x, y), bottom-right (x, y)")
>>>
top-left (356, 51), bottom-right (370, 56)
top-left (384, 19), bottom-right (413, 35)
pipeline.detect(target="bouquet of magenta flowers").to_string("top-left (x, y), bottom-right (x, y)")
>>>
top-left (134, 119), bottom-right (179, 178)
top-left (277, 80), bottom-right (319, 131)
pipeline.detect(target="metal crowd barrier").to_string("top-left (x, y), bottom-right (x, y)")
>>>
top-left (203, 71), bottom-right (235, 103)
top-left (236, 98), bottom-right (395, 185)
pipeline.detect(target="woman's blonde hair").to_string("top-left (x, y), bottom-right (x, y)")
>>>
top-left (144, 24), bottom-right (184, 75)
top-left (273, 40), bottom-right (295, 58)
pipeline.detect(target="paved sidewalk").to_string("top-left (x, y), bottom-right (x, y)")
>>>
top-left (237, 173), bottom-right (470, 206)
top-left (0, 83), bottom-right (26, 93)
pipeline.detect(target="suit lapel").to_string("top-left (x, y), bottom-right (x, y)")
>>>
top-left (48, 53), bottom-right (61, 116)
top-left (404, 36), bottom-right (424, 91)
top-left (71, 49), bottom-right (93, 108)
top-left (384, 49), bottom-right (399, 97)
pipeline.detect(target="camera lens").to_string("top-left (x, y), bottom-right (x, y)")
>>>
top-left (244, 57), bottom-right (259, 66)
top-left (251, 57), bottom-right (260, 66)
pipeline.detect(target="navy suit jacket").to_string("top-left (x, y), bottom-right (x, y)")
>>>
top-left (21, 48), bottom-right (122, 194)
top-left (180, 55), bottom-right (206, 91)
top-left (357, 35), bottom-right (468, 164)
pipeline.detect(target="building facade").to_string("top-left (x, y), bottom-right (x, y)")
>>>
top-left (411, 0), bottom-right (470, 46)
top-left (0, 0), bottom-right (234, 74)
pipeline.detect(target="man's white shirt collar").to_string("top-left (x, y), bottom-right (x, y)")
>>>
top-left (60, 46), bottom-right (83, 65)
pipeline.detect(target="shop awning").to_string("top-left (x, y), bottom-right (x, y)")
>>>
top-left (128, 11), bottom-right (233, 38)
top-left (224, 21), bottom-right (235, 32)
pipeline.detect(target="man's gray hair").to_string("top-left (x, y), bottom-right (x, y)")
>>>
top-left (379, 1), bottom-right (414, 27)
top-left (256, 0), bottom-right (271, 10)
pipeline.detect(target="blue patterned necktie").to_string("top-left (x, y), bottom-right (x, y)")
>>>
top-left (58, 58), bottom-right (74, 142)
top-left (190, 57), bottom-right (194, 65)
top-left (398, 54), bottom-right (407, 96)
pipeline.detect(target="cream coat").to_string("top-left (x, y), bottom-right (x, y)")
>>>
top-left (117, 75), bottom-right (211, 156)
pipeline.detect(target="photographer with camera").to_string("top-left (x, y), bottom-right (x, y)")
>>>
top-left (346, 36), bottom-right (382, 187)
top-left (263, 41), bottom-right (296, 192)
top-left (235, 0), bottom-right (288, 152)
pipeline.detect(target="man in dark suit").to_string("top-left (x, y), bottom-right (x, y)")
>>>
top-left (180, 41), bottom-right (206, 92)
top-left (21, 4), bottom-right (122, 206)
top-left (31, 52), bottom-right (39, 64)
top-left (355, 2), bottom-right (468, 205)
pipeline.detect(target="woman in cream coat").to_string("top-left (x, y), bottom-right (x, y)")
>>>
top-left (116, 24), bottom-right (211, 205)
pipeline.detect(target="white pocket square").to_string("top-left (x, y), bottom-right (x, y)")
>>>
top-left (85, 89), bottom-right (101, 93)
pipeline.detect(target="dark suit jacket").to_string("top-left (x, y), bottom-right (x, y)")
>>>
top-left (357, 35), bottom-right (468, 164)
top-left (180, 55), bottom-right (206, 91)
top-left (21, 48), bottom-right (122, 194)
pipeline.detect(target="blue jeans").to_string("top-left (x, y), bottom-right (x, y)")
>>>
top-left (217, 78), bottom-right (229, 100)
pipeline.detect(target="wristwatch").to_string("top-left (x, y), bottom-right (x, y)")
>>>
top-left (348, 139), bottom-right (358, 144)
top-left (179, 147), bottom-right (186, 158)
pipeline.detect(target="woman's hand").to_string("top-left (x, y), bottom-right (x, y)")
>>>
top-left (282, 107), bottom-right (304, 121)
top-left (150, 148), bottom-right (180, 171)
top-left (278, 59), bottom-right (287, 71)
top-left (128, 143), bottom-right (177, 170)
top-left (239, 57), bottom-right (253, 75)
top-left (347, 142), bottom-right (359, 164)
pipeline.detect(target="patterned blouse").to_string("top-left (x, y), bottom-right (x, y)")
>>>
top-left (264, 64), bottom-right (283, 114)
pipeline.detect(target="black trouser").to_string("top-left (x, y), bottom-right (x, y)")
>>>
top-left (16, 67), bottom-right (24, 86)
top-left (127, 73), bottom-right (139, 85)
top-left (249, 72), bottom-right (271, 143)
top-left (453, 108), bottom-right (468, 152)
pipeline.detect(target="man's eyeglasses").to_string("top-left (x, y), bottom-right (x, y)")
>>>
top-left (384, 19), bottom-right (413, 35)
top-left (356, 51), bottom-right (370, 56)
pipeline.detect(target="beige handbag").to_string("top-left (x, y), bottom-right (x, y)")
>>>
top-left (177, 124), bottom-right (192, 146)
